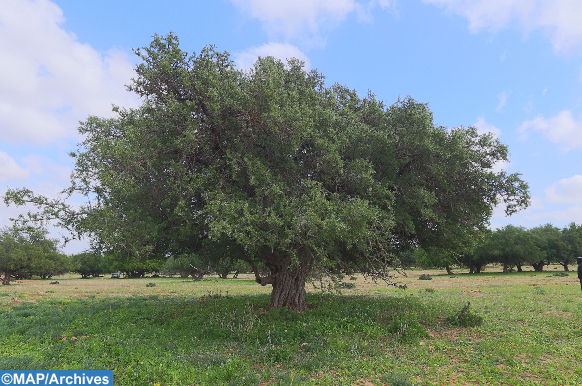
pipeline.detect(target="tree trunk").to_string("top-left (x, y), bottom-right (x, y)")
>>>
top-left (503, 259), bottom-right (508, 274)
top-left (2, 272), bottom-right (11, 285)
top-left (475, 263), bottom-right (482, 274)
top-left (563, 263), bottom-right (569, 271)
top-left (250, 247), bottom-right (312, 312)
top-left (532, 262), bottom-right (544, 272)
top-left (267, 262), bottom-right (309, 311)
top-left (445, 266), bottom-right (453, 275)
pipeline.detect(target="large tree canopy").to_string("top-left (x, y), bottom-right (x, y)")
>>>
top-left (5, 33), bottom-right (529, 310)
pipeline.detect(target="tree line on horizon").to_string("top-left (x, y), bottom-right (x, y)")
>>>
top-left (415, 222), bottom-right (582, 274)
top-left (3, 221), bottom-right (580, 285)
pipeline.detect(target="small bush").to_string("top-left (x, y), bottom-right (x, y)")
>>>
top-left (553, 272), bottom-right (569, 277)
top-left (533, 287), bottom-right (546, 295)
top-left (337, 282), bottom-right (356, 289)
top-left (380, 372), bottom-right (414, 386)
top-left (383, 313), bottom-right (429, 343)
top-left (274, 373), bottom-right (306, 385)
top-left (424, 288), bottom-right (435, 293)
top-left (418, 274), bottom-right (432, 280)
top-left (49, 281), bottom-right (59, 285)
top-left (145, 282), bottom-right (156, 287)
top-left (446, 302), bottom-right (483, 327)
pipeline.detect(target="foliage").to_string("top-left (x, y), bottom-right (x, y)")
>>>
top-left (446, 302), bottom-right (483, 327)
top-left (72, 252), bottom-right (108, 278)
top-left (413, 247), bottom-right (455, 274)
top-left (104, 251), bottom-right (162, 278)
top-left (4, 33), bottom-right (530, 309)
top-left (0, 226), bottom-right (68, 284)
top-left (418, 274), bottom-right (432, 280)
top-left (558, 222), bottom-right (582, 271)
top-left (458, 223), bottom-right (582, 274)
top-left (380, 372), bottom-right (415, 386)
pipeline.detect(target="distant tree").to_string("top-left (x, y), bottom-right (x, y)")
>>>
top-left (529, 224), bottom-right (561, 272)
top-left (73, 251), bottom-right (107, 278)
top-left (558, 223), bottom-right (582, 271)
top-left (413, 247), bottom-right (457, 274)
top-left (4, 34), bottom-right (530, 310)
top-left (485, 226), bottom-right (527, 273)
top-left (161, 254), bottom-right (208, 279)
top-left (0, 226), bottom-right (67, 284)
top-left (458, 234), bottom-right (495, 274)
top-left (0, 227), bottom-right (25, 285)
top-left (106, 251), bottom-right (162, 278)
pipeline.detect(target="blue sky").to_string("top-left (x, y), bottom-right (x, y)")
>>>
top-left (1, 0), bottom-right (582, 253)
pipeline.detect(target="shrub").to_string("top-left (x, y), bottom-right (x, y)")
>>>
top-left (446, 302), bottom-right (483, 327)
top-left (418, 274), bottom-right (432, 280)
top-left (380, 372), bottom-right (414, 386)
top-left (337, 282), bottom-right (356, 289)
top-left (533, 287), bottom-right (546, 295)
top-left (145, 282), bottom-right (156, 287)
top-left (553, 272), bottom-right (569, 277)
top-left (383, 313), bottom-right (429, 343)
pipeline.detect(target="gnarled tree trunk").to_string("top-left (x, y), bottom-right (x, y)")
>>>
top-left (532, 262), bottom-right (545, 272)
top-left (2, 271), bottom-right (11, 285)
top-left (249, 246), bottom-right (312, 312)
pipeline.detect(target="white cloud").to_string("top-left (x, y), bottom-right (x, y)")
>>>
top-left (423, 0), bottom-right (582, 53)
top-left (545, 175), bottom-right (582, 204)
top-left (22, 155), bottom-right (72, 185)
top-left (0, 151), bottom-right (30, 182)
top-left (473, 116), bottom-right (501, 137)
top-left (523, 205), bottom-right (582, 225)
top-left (235, 43), bottom-right (311, 70)
top-left (489, 195), bottom-right (545, 229)
top-left (230, 0), bottom-right (397, 42)
top-left (517, 110), bottom-right (582, 151)
top-left (0, 0), bottom-right (138, 146)
top-left (374, 0), bottom-right (393, 8)
top-left (231, 0), bottom-right (357, 40)
top-left (496, 91), bottom-right (507, 111)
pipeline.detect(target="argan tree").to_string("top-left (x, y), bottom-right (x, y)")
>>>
top-left (4, 34), bottom-right (529, 310)
top-left (0, 226), bottom-right (66, 284)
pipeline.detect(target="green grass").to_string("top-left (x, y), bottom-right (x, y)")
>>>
top-left (0, 269), bottom-right (581, 385)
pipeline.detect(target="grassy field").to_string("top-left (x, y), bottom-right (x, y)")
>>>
top-left (1, 266), bottom-right (581, 385)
